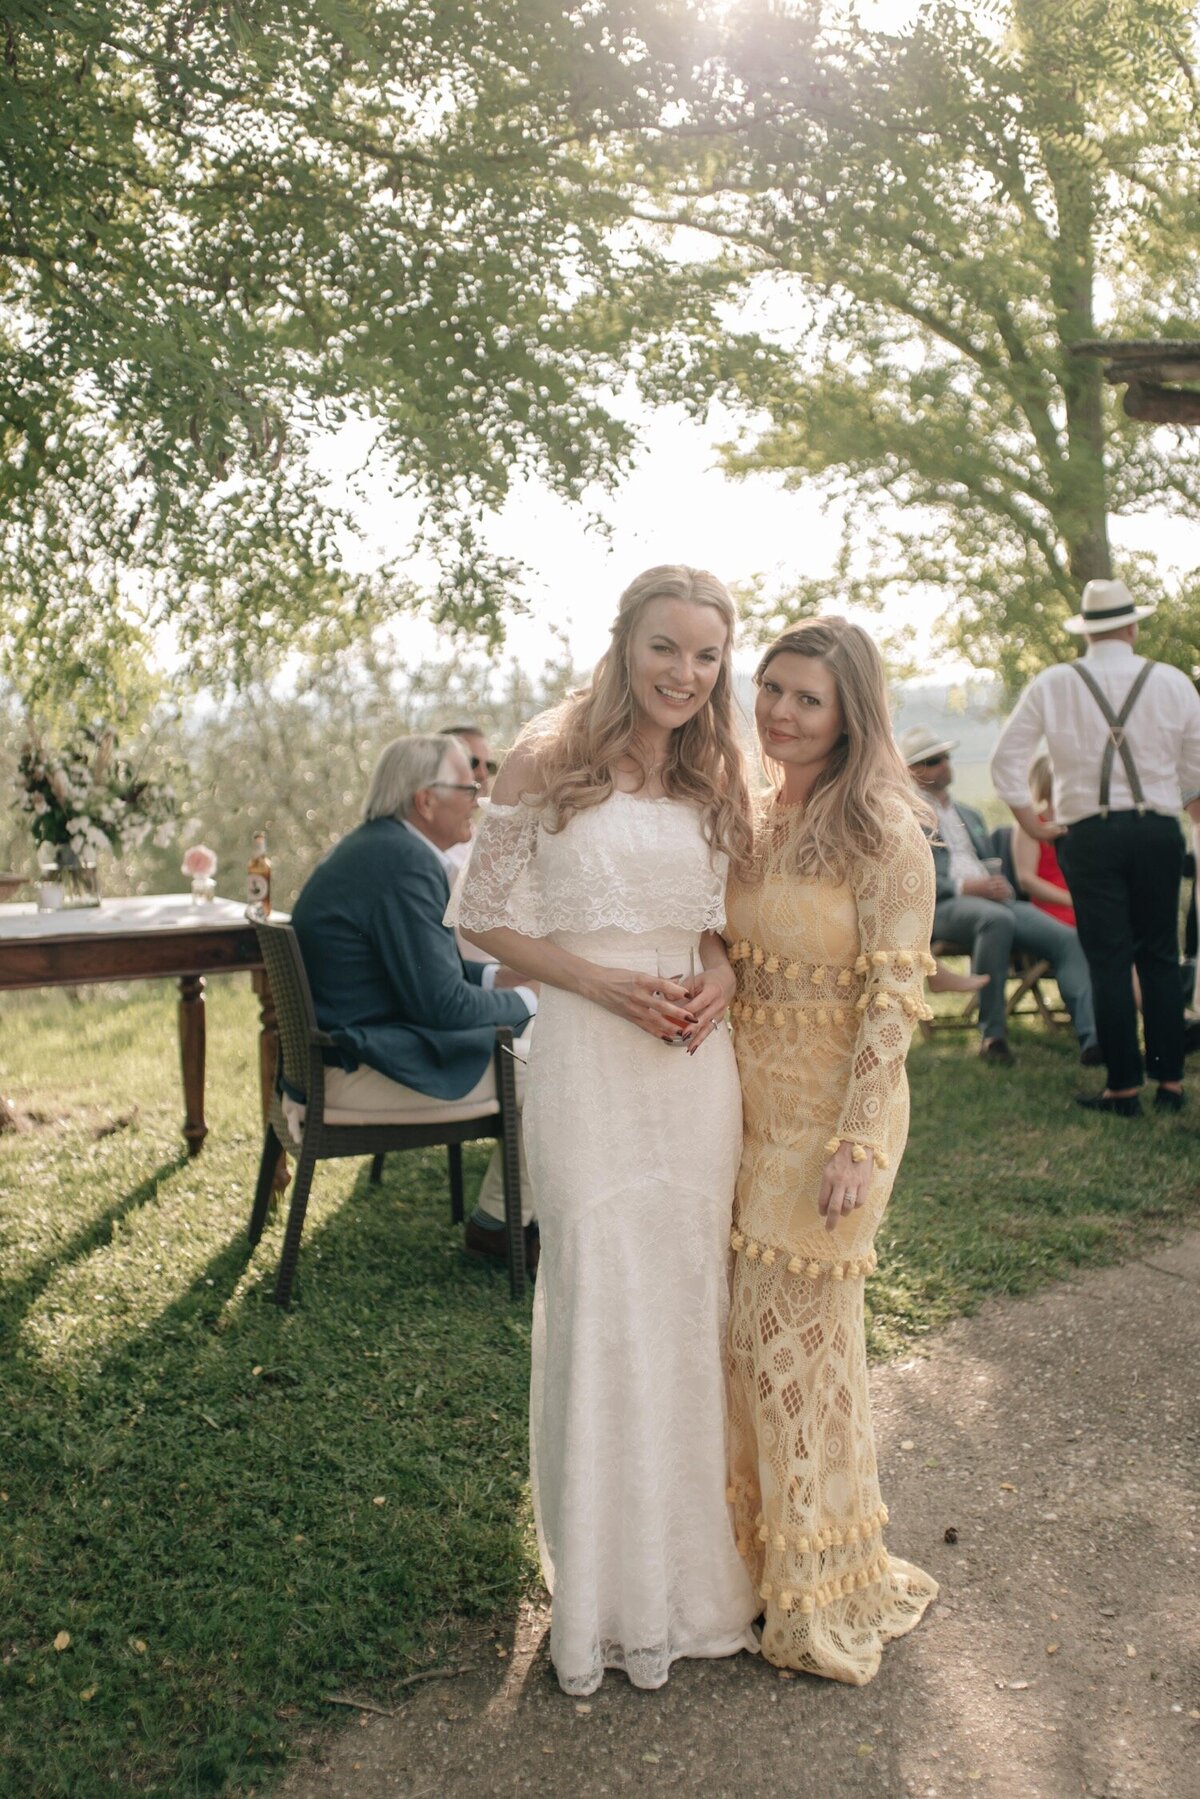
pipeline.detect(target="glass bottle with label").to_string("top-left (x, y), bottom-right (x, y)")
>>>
top-left (247, 831), bottom-right (272, 917)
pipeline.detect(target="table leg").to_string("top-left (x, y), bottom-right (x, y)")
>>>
top-left (178, 974), bottom-right (207, 1157)
top-left (251, 968), bottom-right (290, 1193)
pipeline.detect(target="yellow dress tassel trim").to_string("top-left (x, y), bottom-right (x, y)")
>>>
top-left (743, 1502), bottom-right (890, 1557)
top-left (731, 997), bottom-right (920, 1033)
top-left (730, 1229), bottom-right (879, 1281)
top-left (770, 1550), bottom-right (893, 1614)
top-left (729, 941), bottom-right (937, 984)
top-left (821, 1138), bottom-right (889, 1170)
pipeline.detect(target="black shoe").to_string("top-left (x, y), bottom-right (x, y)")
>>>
top-left (1074, 1092), bottom-right (1142, 1118)
top-left (464, 1217), bottom-right (540, 1273)
top-left (1153, 1087), bottom-right (1185, 1114)
top-left (1079, 1043), bottom-right (1105, 1068)
top-left (979, 1039), bottom-right (1015, 1066)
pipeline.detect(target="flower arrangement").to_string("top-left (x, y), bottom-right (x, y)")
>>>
top-left (181, 844), bottom-right (218, 881)
top-left (181, 843), bottom-right (218, 902)
top-left (15, 720), bottom-right (180, 859)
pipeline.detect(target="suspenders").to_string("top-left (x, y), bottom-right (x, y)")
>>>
top-left (1069, 661), bottom-right (1156, 817)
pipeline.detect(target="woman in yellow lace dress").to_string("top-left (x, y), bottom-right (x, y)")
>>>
top-left (724, 617), bottom-right (939, 1684)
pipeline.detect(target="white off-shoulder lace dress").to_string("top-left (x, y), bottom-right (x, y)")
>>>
top-left (450, 790), bottom-right (759, 1696)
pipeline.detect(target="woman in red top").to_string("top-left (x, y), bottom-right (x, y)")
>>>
top-left (1012, 753), bottom-right (1075, 926)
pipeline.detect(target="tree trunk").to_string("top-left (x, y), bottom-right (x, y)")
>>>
top-left (1043, 115), bottom-right (1112, 588)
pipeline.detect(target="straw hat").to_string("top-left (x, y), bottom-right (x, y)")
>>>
top-left (1064, 578), bottom-right (1157, 635)
top-left (896, 723), bottom-right (958, 767)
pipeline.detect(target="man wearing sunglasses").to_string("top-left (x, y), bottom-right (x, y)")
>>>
top-left (291, 733), bottom-right (539, 1267)
top-left (440, 723), bottom-right (497, 801)
top-left (900, 724), bottom-right (1096, 1068)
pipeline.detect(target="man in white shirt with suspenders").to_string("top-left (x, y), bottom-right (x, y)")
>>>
top-left (991, 579), bottom-right (1200, 1118)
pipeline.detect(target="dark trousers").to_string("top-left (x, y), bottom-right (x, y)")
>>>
top-left (1057, 812), bottom-right (1186, 1089)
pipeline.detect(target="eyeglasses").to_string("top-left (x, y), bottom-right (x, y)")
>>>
top-left (915, 754), bottom-right (950, 769)
top-left (428, 781), bottom-right (481, 796)
top-left (468, 755), bottom-right (498, 776)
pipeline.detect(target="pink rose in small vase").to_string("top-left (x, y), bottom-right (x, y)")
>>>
top-left (181, 844), bottom-right (218, 902)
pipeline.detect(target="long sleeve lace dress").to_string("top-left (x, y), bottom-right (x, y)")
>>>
top-left (450, 790), bottom-right (759, 1696)
top-left (723, 799), bottom-right (939, 1683)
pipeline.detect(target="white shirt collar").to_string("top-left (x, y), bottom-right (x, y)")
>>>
top-left (401, 817), bottom-right (457, 876)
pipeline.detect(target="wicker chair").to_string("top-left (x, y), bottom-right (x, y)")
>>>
top-left (921, 825), bottom-right (1071, 1039)
top-left (248, 918), bottom-right (524, 1306)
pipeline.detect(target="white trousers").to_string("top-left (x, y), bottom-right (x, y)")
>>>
top-left (322, 1028), bottom-right (534, 1225)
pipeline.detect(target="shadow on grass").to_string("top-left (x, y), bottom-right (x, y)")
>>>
top-left (3, 1009), bottom-right (1196, 1797)
top-left (1, 1152), bottom-right (189, 1323)
top-left (0, 1146), bottom-right (534, 1798)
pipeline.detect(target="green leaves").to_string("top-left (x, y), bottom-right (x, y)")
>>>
top-left (0, 0), bottom-right (698, 702)
top-left (634, 0), bottom-right (1200, 694)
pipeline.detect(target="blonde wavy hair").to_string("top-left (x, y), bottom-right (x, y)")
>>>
top-left (522, 565), bottom-right (753, 869)
top-left (1029, 752), bottom-right (1055, 809)
top-left (754, 617), bottom-right (932, 881)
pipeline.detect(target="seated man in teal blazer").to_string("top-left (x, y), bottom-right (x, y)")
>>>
top-left (292, 733), bottom-right (538, 1263)
top-left (899, 724), bottom-right (1096, 1068)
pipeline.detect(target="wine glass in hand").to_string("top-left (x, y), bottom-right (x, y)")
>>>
top-left (655, 947), bottom-right (697, 1047)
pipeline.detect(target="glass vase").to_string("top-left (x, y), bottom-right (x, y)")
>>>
top-left (38, 844), bottom-right (101, 909)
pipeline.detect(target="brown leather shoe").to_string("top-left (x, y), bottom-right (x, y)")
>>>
top-left (464, 1218), bottom-right (539, 1274)
top-left (979, 1038), bottom-right (1015, 1066)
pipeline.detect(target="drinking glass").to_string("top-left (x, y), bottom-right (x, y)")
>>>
top-left (655, 946), bottom-right (697, 1047)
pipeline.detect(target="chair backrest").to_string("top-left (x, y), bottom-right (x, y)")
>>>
top-left (254, 918), bottom-right (321, 1101)
top-left (990, 823), bottom-right (1024, 897)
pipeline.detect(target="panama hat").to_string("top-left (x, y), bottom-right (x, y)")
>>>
top-left (896, 723), bottom-right (958, 766)
top-left (1064, 578), bottom-right (1157, 635)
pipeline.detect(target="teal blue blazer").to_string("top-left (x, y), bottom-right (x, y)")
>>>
top-left (931, 800), bottom-right (996, 902)
top-left (291, 818), bottom-right (532, 1101)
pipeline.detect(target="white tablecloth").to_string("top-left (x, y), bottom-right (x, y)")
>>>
top-left (0, 895), bottom-right (263, 940)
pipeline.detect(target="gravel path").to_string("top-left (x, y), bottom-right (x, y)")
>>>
top-left (278, 1231), bottom-right (1200, 1799)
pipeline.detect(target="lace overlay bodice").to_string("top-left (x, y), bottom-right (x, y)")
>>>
top-left (448, 791), bottom-right (727, 939)
top-left (723, 799), bottom-right (939, 1682)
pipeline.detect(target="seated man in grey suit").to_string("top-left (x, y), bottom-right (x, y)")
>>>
top-left (899, 724), bottom-right (1097, 1068)
top-left (291, 733), bottom-right (538, 1266)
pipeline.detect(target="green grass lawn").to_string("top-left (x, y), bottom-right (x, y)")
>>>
top-left (0, 978), bottom-right (1195, 1797)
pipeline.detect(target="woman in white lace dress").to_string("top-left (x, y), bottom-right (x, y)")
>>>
top-left (451, 566), bottom-right (760, 1695)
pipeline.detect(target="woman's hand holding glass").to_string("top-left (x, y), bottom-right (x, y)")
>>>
top-left (682, 961), bottom-right (736, 1055)
top-left (585, 962), bottom-right (699, 1042)
top-left (818, 1140), bottom-right (872, 1232)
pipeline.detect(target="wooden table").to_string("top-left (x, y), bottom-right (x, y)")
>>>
top-left (0, 895), bottom-right (282, 1169)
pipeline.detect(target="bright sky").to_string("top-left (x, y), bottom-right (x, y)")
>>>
top-left (310, 0), bottom-right (1199, 684)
